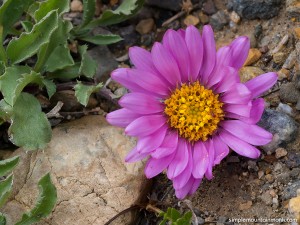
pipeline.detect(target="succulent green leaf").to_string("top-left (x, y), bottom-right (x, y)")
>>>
top-left (35, 19), bottom-right (73, 72)
top-left (21, 21), bottom-right (33, 32)
top-left (0, 213), bottom-right (6, 225)
top-left (44, 45), bottom-right (74, 72)
top-left (159, 219), bottom-right (167, 225)
top-left (171, 208), bottom-right (181, 221)
top-left (15, 173), bottom-right (57, 225)
top-left (34, 0), bottom-right (70, 22)
top-left (27, 2), bottom-right (40, 18)
top-left (81, 0), bottom-right (96, 27)
top-left (0, 68), bottom-right (55, 106)
top-left (74, 82), bottom-right (102, 106)
top-left (0, 175), bottom-right (13, 208)
top-left (47, 63), bottom-right (81, 80)
top-left (0, 156), bottom-right (19, 177)
top-left (6, 10), bottom-right (58, 64)
top-left (0, 66), bottom-right (31, 106)
top-left (79, 34), bottom-right (122, 45)
top-left (9, 93), bottom-right (52, 150)
top-left (86, 0), bottom-right (144, 28)
top-left (78, 45), bottom-right (97, 78)
top-left (0, 0), bottom-right (34, 38)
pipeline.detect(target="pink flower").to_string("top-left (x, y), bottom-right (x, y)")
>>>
top-left (106, 25), bottom-right (277, 199)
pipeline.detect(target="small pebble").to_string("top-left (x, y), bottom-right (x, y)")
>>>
top-left (275, 147), bottom-right (288, 159)
top-left (135, 18), bottom-right (155, 35)
top-left (230, 11), bottom-right (240, 23)
top-left (265, 174), bottom-right (275, 183)
top-left (258, 171), bottom-right (264, 179)
top-left (70, 0), bottom-right (83, 12)
top-left (244, 48), bottom-right (262, 66)
top-left (184, 15), bottom-right (200, 26)
top-left (273, 52), bottom-right (287, 64)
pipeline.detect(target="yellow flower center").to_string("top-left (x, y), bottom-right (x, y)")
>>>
top-left (164, 81), bottom-right (224, 142)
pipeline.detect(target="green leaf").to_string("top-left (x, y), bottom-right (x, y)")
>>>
top-left (78, 45), bottom-right (97, 78)
top-left (34, 0), bottom-right (70, 22)
top-left (6, 10), bottom-right (58, 64)
top-left (0, 213), bottom-right (6, 225)
top-left (0, 67), bottom-right (55, 106)
top-left (74, 82), bottom-right (102, 106)
top-left (47, 63), bottom-right (81, 80)
top-left (26, 2), bottom-right (40, 18)
top-left (21, 21), bottom-right (33, 32)
top-left (0, 175), bottom-right (13, 208)
top-left (79, 34), bottom-right (122, 45)
top-left (44, 44), bottom-right (74, 72)
top-left (0, 66), bottom-right (31, 106)
top-left (0, 0), bottom-right (34, 38)
top-left (81, 0), bottom-right (96, 27)
top-left (35, 19), bottom-right (73, 72)
top-left (9, 93), bottom-right (52, 150)
top-left (15, 173), bottom-right (57, 225)
top-left (171, 208), bottom-right (181, 221)
top-left (159, 219), bottom-right (167, 225)
top-left (86, 0), bottom-right (144, 28)
top-left (0, 156), bottom-right (19, 177)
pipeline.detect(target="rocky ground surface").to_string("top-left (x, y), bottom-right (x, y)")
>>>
top-left (2, 0), bottom-right (300, 224)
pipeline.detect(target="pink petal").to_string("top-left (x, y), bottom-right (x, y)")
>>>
top-left (151, 131), bottom-right (178, 159)
top-left (125, 115), bottom-right (166, 137)
top-left (192, 141), bottom-right (209, 179)
top-left (163, 30), bottom-right (190, 82)
top-left (245, 72), bottom-right (277, 98)
top-left (174, 175), bottom-right (202, 198)
top-left (213, 66), bottom-right (239, 93)
top-left (221, 83), bottom-right (252, 104)
top-left (167, 138), bottom-right (189, 179)
top-left (185, 25), bottom-right (203, 81)
top-left (220, 120), bottom-right (272, 145)
top-left (223, 102), bottom-right (252, 117)
top-left (137, 125), bottom-right (168, 154)
top-left (125, 147), bottom-right (149, 162)
top-left (207, 46), bottom-right (232, 87)
top-left (188, 178), bottom-right (202, 195)
top-left (111, 68), bottom-right (149, 93)
top-left (177, 29), bottom-right (186, 39)
top-left (225, 98), bottom-right (265, 124)
top-left (228, 36), bottom-right (250, 69)
top-left (212, 135), bottom-right (229, 165)
top-left (127, 69), bottom-right (169, 97)
top-left (144, 153), bottom-right (175, 178)
top-left (129, 46), bottom-right (158, 75)
top-left (119, 93), bottom-right (164, 114)
top-left (199, 25), bottom-right (216, 85)
top-left (219, 129), bottom-right (261, 159)
top-left (172, 144), bottom-right (193, 189)
top-left (151, 42), bottom-right (181, 87)
top-left (204, 140), bottom-right (214, 180)
top-left (106, 108), bottom-right (141, 128)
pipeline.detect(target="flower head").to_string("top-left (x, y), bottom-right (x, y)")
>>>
top-left (106, 25), bottom-right (277, 199)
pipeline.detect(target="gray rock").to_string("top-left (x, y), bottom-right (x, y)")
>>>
top-left (286, 0), bottom-right (300, 17)
top-left (279, 83), bottom-right (300, 103)
top-left (227, 0), bottom-right (282, 20)
top-left (283, 50), bottom-right (296, 70)
top-left (209, 11), bottom-right (229, 31)
top-left (258, 109), bottom-right (298, 153)
top-left (285, 152), bottom-right (300, 169)
top-left (197, 217), bottom-right (205, 225)
top-left (203, 0), bottom-right (217, 15)
top-left (218, 216), bottom-right (228, 223)
top-left (88, 45), bottom-right (118, 80)
top-left (282, 180), bottom-right (300, 200)
top-left (296, 99), bottom-right (300, 111)
top-left (276, 103), bottom-right (294, 116)
top-left (260, 191), bottom-right (273, 205)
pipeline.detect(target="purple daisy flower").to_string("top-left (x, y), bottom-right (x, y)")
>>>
top-left (106, 25), bottom-right (277, 199)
